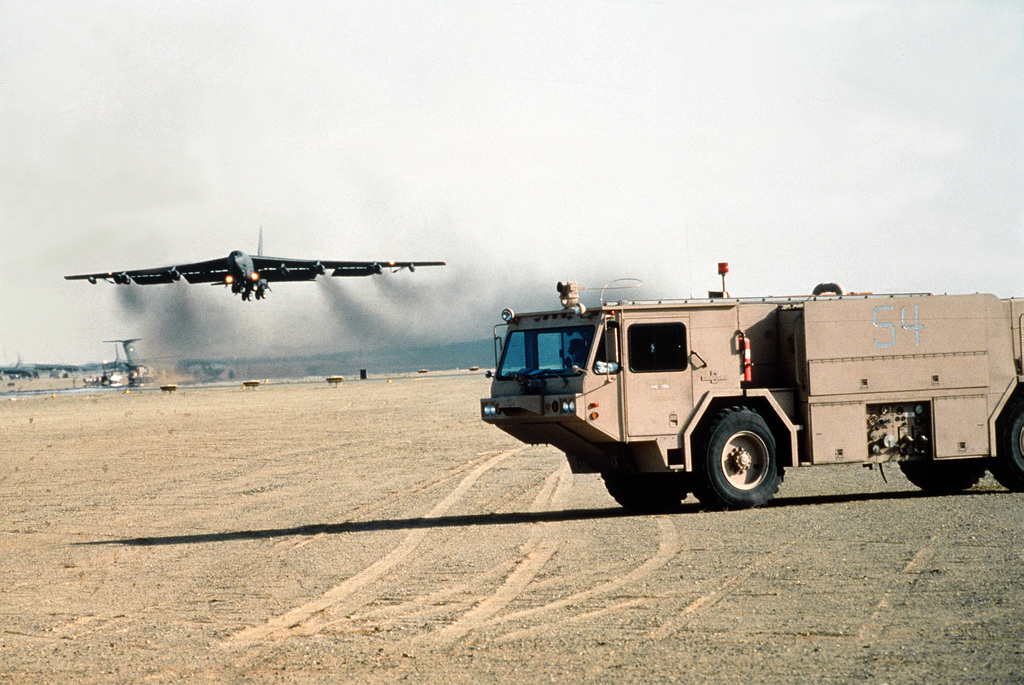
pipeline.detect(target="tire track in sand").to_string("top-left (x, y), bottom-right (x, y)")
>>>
top-left (647, 541), bottom-right (795, 641)
top-left (317, 464), bottom-right (574, 636)
top-left (413, 462), bottom-right (575, 648)
top-left (491, 515), bottom-right (680, 644)
top-left (272, 450), bottom-right (511, 553)
top-left (223, 446), bottom-right (526, 648)
top-left (856, 534), bottom-right (940, 641)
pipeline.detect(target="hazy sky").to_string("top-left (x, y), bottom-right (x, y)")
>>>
top-left (1, 1), bottom-right (1022, 364)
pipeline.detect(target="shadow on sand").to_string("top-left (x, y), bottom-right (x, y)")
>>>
top-left (76, 487), bottom-right (1010, 548)
top-left (81, 507), bottom-right (633, 547)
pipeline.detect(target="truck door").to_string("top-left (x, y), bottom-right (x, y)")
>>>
top-left (622, 318), bottom-right (693, 438)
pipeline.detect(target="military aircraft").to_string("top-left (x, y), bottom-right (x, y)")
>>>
top-left (0, 354), bottom-right (81, 379)
top-left (65, 234), bottom-right (445, 301)
top-left (2, 340), bottom-right (148, 384)
top-left (83, 339), bottom-right (148, 387)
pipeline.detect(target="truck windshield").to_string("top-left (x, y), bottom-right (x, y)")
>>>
top-left (498, 326), bottom-right (595, 379)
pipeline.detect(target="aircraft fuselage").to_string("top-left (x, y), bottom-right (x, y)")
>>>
top-left (225, 251), bottom-right (268, 300)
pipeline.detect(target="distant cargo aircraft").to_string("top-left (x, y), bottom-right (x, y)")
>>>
top-left (65, 232), bottom-right (445, 301)
top-left (0, 354), bottom-right (81, 379)
top-left (1, 339), bottom-right (144, 384)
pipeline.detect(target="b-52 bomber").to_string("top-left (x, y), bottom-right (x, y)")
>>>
top-left (66, 237), bottom-right (445, 301)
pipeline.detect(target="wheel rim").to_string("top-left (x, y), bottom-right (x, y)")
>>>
top-left (719, 430), bottom-right (769, 491)
top-left (1018, 425), bottom-right (1024, 457)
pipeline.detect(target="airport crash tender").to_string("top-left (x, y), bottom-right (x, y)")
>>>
top-left (481, 276), bottom-right (1024, 510)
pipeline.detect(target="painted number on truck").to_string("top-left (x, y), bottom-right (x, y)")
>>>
top-left (873, 304), bottom-right (922, 348)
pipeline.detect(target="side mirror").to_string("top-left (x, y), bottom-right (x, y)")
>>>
top-left (604, 320), bottom-right (620, 370)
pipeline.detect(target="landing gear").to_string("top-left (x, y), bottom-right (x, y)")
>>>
top-left (239, 284), bottom-right (268, 301)
top-left (692, 407), bottom-right (781, 509)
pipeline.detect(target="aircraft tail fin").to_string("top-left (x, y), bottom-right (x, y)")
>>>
top-left (104, 339), bottom-right (140, 365)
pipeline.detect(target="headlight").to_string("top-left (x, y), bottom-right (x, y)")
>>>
top-left (561, 400), bottom-right (571, 413)
top-left (482, 404), bottom-right (498, 417)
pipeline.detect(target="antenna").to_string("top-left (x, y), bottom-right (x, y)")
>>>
top-left (258, 227), bottom-right (264, 256)
top-left (599, 278), bottom-right (643, 305)
top-left (685, 222), bottom-right (693, 299)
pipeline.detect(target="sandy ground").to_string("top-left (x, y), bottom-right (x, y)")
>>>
top-left (2, 375), bottom-right (1023, 683)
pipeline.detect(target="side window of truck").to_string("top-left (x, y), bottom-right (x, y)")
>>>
top-left (592, 335), bottom-right (619, 374)
top-left (627, 323), bottom-right (688, 372)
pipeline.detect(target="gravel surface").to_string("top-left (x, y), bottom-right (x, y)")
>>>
top-left (2, 375), bottom-right (1022, 683)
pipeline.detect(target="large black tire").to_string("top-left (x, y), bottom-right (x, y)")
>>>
top-left (601, 472), bottom-right (689, 512)
top-left (993, 400), bottom-right (1024, 491)
top-left (898, 459), bottom-right (988, 493)
top-left (692, 407), bottom-right (781, 509)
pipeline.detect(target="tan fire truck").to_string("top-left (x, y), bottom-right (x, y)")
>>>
top-left (481, 274), bottom-right (1024, 510)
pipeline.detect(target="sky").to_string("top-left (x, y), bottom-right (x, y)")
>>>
top-left (1, 0), bottom-right (1022, 365)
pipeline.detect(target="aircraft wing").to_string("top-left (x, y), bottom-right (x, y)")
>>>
top-left (251, 256), bottom-right (446, 281)
top-left (65, 258), bottom-right (232, 285)
top-left (66, 255), bottom-right (445, 285)
top-left (25, 362), bottom-right (83, 372)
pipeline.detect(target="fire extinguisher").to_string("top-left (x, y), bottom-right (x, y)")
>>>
top-left (740, 332), bottom-right (752, 383)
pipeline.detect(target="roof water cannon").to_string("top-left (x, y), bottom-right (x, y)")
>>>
top-left (557, 281), bottom-right (585, 314)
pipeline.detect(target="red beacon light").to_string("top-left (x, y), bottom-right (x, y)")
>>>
top-left (712, 262), bottom-right (730, 298)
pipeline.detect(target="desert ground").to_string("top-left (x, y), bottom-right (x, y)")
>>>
top-left (2, 374), bottom-right (1022, 683)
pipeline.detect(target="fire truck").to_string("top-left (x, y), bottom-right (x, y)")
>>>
top-left (481, 269), bottom-right (1024, 510)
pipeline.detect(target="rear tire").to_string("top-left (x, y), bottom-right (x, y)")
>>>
top-left (898, 459), bottom-right (987, 493)
top-left (601, 472), bottom-right (689, 512)
top-left (693, 407), bottom-right (781, 509)
top-left (993, 400), bottom-right (1024, 491)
